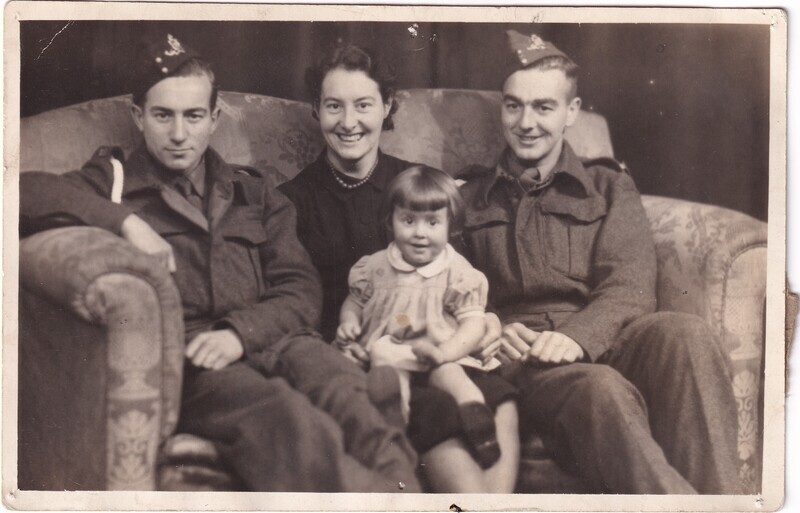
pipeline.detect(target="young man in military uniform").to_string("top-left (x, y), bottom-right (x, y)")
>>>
top-left (457, 30), bottom-right (739, 494)
top-left (20, 34), bottom-right (419, 493)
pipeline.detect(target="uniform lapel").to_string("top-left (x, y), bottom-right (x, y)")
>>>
top-left (205, 149), bottom-right (235, 231)
top-left (159, 187), bottom-right (210, 232)
top-left (124, 146), bottom-right (210, 232)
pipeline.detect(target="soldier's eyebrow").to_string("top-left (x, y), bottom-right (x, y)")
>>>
top-left (502, 95), bottom-right (559, 107)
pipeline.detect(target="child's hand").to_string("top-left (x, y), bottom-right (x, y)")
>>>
top-left (412, 340), bottom-right (446, 366)
top-left (477, 312), bottom-right (503, 365)
top-left (336, 321), bottom-right (362, 344)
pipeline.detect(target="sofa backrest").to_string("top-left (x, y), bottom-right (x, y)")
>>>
top-left (19, 89), bottom-right (613, 178)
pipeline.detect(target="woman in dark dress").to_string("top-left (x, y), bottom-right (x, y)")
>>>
top-left (279, 44), bottom-right (519, 492)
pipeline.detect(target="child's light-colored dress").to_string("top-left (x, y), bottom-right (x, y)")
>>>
top-left (347, 242), bottom-right (501, 417)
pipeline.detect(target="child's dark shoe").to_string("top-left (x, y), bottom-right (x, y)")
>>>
top-left (459, 401), bottom-right (501, 469)
top-left (367, 365), bottom-right (405, 429)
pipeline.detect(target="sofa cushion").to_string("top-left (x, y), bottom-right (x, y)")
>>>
top-left (20, 90), bottom-right (612, 180)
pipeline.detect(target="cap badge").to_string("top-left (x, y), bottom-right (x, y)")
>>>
top-left (527, 34), bottom-right (547, 51)
top-left (164, 34), bottom-right (186, 57)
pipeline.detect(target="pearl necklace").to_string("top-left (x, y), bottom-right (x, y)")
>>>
top-left (326, 155), bottom-right (379, 190)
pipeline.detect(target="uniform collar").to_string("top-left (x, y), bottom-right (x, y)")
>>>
top-left (479, 142), bottom-right (595, 205)
top-left (122, 145), bottom-right (230, 197)
top-left (387, 242), bottom-right (453, 278)
top-left (183, 158), bottom-right (206, 198)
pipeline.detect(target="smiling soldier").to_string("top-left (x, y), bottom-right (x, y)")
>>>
top-left (456, 30), bottom-right (740, 494)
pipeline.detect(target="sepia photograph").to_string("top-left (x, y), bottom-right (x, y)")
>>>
top-left (3, 3), bottom-right (788, 511)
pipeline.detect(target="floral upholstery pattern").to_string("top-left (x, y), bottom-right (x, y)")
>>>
top-left (19, 90), bottom-right (766, 492)
top-left (19, 227), bottom-right (184, 490)
top-left (642, 196), bottom-right (767, 490)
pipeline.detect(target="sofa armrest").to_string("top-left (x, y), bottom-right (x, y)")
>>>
top-left (19, 227), bottom-right (184, 490)
top-left (641, 196), bottom-right (767, 349)
top-left (642, 195), bottom-right (768, 491)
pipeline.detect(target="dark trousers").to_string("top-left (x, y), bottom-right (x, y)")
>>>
top-left (178, 330), bottom-right (420, 492)
top-left (507, 311), bottom-right (739, 494)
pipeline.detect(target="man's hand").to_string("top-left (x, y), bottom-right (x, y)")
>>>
top-left (522, 331), bottom-right (584, 365)
top-left (186, 329), bottom-right (244, 370)
top-left (120, 214), bottom-right (176, 272)
top-left (339, 342), bottom-right (370, 370)
top-left (497, 322), bottom-right (540, 363)
top-left (477, 312), bottom-right (503, 365)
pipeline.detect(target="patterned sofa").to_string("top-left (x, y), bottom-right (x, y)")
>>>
top-left (18, 90), bottom-right (768, 493)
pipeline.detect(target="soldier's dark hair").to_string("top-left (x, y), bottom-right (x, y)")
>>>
top-left (305, 44), bottom-right (398, 131)
top-left (133, 58), bottom-right (219, 111)
top-left (526, 55), bottom-right (579, 100)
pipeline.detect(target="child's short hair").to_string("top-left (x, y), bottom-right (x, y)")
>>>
top-left (383, 165), bottom-right (466, 237)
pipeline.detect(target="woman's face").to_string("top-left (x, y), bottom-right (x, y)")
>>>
top-left (318, 67), bottom-right (391, 167)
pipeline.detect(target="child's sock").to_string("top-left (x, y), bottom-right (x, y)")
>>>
top-left (367, 366), bottom-right (406, 430)
top-left (459, 401), bottom-right (501, 469)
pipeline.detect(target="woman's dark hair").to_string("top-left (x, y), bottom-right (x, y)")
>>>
top-left (305, 44), bottom-right (398, 130)
top-left (383, 165), bottom-right (466, 238)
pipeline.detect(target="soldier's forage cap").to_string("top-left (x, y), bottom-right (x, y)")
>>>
top-left (502, 30), bottom-right (571, 80)
top-left (131, 33), bottom-right (203, 102)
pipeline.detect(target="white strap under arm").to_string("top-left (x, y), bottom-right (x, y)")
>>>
top-left (110, 157), bottom-right (124, 204)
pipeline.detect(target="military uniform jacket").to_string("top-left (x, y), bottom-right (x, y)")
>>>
top-left (457, 142), bottom-right (657, 362)
top-left (20, 145), bottom-right (322, 357)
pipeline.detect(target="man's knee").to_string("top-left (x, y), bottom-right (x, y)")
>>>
top-left (567, 365), bottom-right (647, 420)
top-left (623, 311), bottom-right (723, 361)
top-left (517, 364), bottom-right (647, 429)
top-left (273, 329), bottom-right (366, 382)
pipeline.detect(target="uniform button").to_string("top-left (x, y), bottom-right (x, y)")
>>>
top-left (155, 57), bottom-right (162, 63)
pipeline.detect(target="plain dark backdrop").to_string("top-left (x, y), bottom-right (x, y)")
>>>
top-left (20, 21), bottom-right (770, 221)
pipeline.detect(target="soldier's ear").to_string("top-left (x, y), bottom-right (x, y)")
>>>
top-left (131, 104), bottom-right (145, 132)
top-left (210, 106), bottom-right (222, 134)
top-left (565, 96), bottom-right (582, 128)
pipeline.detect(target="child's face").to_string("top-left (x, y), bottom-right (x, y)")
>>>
top-left (392, 206), bottom-right (449, 267)
top-left (501, 67), bottom-right (581, 171)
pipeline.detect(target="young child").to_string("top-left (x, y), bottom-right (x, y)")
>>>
top-left (335, 165), bottom-right (503, 469)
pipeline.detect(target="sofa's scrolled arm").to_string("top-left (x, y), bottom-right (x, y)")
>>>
top-left (642, 195), bottom-right (768, 492)
top-left (20, 227), bottom-right (185, 490)
top-left (642, 196), bottom-right (768, 345)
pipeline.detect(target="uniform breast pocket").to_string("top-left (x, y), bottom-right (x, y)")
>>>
top-left (221, 207), bottom-right (268, 298)
top-left (463, 205), bottom-right (514, 266)
top-left (541, 213), bottom-right (603, 282)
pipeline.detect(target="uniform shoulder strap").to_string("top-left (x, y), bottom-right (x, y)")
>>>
top-left (581, 156), bottom-right (629, 176)
top-left (87, 146), bottom-right (127, 203)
